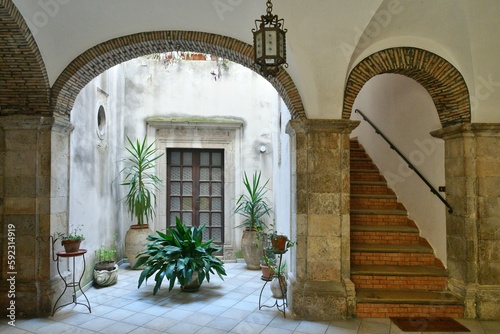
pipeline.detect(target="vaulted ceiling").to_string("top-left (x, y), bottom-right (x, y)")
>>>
top-left (6, 0), bottom-right (500, 121)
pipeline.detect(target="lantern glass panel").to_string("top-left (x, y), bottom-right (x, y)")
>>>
top-left (255, 31), bottom-right (263, 58)
top-left (266, 30), bottom-right (277, 56)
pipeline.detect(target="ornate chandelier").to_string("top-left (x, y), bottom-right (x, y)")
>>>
top-left (252, 0), bottom-right (288, 77)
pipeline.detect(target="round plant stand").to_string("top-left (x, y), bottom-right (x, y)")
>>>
top-left (52, 249), bottom-right (91, 315)
top-left (258, 249), bottom-right (287, 317)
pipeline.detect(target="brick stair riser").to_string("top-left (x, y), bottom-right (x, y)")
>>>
top-left (351, 184), bottom-right (395, 195)
top-left (351, 252), bottom-right (436, 266)
top-left (350, 151), bottom-right (368, 159)
top-left (351, 214), bottom-right (409, 226)
top-left (351, 173), bottom-right (384, 181)
top-left (356, 304), bottom-right (464, 318)
top-left (350, 161), bottom-right (377, 169)
top-left (351, 275), bottom-right (447, 290)
top-left (350, 197), bottom-right (404, 210)
top-left (351, 231), bottom-right (420, 245)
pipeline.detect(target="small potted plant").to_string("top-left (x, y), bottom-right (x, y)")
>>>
top-left (59, 225), bottom-right (85, 253)
top-left (134, 217), bottom-right (227, 294)
top-left (260, 254), bottom-right (276, 281)
top-left (268, 222), bottom-right (296, 252)
top-left (94, 239), bottom-right (118, 287)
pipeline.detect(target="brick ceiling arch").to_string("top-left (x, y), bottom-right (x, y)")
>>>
top-left (343, 47), bottom-right (470, 127)
top-left (52, 31), bottom-right (305, 121)
top-left (0, 0), bottom-right (50, 115)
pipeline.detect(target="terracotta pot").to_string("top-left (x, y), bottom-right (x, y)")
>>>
top-left (241, 229), bottom-right (264, 270)
top-left (61, 239), bottom-right (81, 253)
top-left (271, 235), bottom-right (287, 251)
top-left (125, 224), bottom-right (153, 269)
top-left (260, 264), bottom-right (274, 281)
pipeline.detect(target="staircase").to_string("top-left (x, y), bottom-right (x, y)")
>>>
top-left (349, 138), bottom-right (463, 318)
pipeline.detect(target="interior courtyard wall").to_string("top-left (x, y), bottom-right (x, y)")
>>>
top-left (351, 74), bottom-right (447, 263)
top-left (69, 57), bottom-right (287, 271)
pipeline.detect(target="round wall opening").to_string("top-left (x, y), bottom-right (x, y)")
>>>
top-left (97, 105), bottom-right (106, 139)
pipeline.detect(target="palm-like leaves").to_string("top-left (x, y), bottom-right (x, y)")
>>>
top-left (121, 136), bottom-right (163, 226)
top-left (234, 171), bottom-right (272, 231)
top-left (134, 217), bottom-right (227, 295)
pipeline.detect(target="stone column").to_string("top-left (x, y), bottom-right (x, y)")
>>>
top-left (286, 118), bottom-right (359, 320)
top-left (432, 123), bottom-right (500, 319)
top-left (0, 115), bottom-right (72, 317)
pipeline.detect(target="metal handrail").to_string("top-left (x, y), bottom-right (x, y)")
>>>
top-left (354, 109), bottom-right (453, 214)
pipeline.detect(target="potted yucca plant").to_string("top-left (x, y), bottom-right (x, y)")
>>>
top-left (121, 136), bottom-right (163, 269)
top-left (234, 171), bottom-right (272, 270)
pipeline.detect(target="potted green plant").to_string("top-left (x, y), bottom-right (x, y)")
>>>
top-left (58, 225), bottom-right (85, 253)
top-left (260, 254), bottom-right (276, 281)
top-left (268, 222), bottom-right (296, 251)
top-left (134, 217), bottom-right (226, 294)
top-left (120, 136), bottom-right (163, 269)
top-left (234, 171), bottom-right (272, 270)
top-left (94, 241), bottom-right (118, 287)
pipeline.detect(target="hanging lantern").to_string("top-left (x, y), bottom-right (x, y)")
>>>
top-left (252, 0), bottom-right (288, 77)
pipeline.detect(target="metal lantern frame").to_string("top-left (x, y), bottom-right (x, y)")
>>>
top-left (252, 0), bottom-right (288, 77)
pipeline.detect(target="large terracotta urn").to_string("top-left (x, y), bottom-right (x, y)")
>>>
top-left (125, 224), bottom-right (152, 269)
top-left (241, 229), bottom-right (264, 270)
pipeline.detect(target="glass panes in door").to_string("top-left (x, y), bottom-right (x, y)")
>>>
top-left (167, 149), bottom-right (224, 249)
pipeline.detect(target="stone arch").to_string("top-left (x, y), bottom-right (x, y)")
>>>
top-left (52, 31), bottom-right (305, 120)
top-left (0, 0), bottom-right (50, 115)
top-left (342, 47), bottom-right (470, 127)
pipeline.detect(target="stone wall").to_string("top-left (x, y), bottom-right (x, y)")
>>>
top-left (432, 123), bottom-right (500, 319)
top-left (287, 118), bottom-right (359, 320)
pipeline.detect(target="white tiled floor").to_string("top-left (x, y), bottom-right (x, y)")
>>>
top-left (2, 262), bottom-right (500, 333)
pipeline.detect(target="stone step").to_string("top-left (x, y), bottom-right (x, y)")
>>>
top-left (356, 289), bottom-right (464, 318)
top-left (350, 194), bottom-right (405, 210)
top-left (351, 181), bottom-right (395, 195)
top-left (351, 225), bottom-right (420, 244)
top-left (351, 209), bottom-right (410, 226)
top-left (351, 244), bottom-right (436, 266)
top-left (351, 264), bottom-right (448, 290)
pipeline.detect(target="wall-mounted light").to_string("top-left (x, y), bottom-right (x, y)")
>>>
top-left (252, 0), bottom-right (288, 77)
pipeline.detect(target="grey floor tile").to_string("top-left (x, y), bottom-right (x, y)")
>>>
top-left (166, 321), bottom-right (203, 334)
top-left (8, 264), bottom-right (494, 334)
top-left (206, 316), bottom-right (241, 331)
top-left (0, 323), bottom-right (30, 334)
top-left (294, 320), bottom-right (330, 334)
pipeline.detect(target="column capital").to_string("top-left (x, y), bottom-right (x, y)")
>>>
top-left (431, 122), bottom-right (500, 140)
top-left (286, 118), bottom-right (360, 135)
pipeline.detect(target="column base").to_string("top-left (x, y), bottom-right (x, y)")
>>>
top-left (290, 277), bottom-right (349, 320)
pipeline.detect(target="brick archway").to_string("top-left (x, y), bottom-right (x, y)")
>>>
top-left (52, 31), bottom-right (305, 120)
top-left (0, 0), bottom-right (50, 115)
top-left (342, 47), bottom-right (470, 127)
